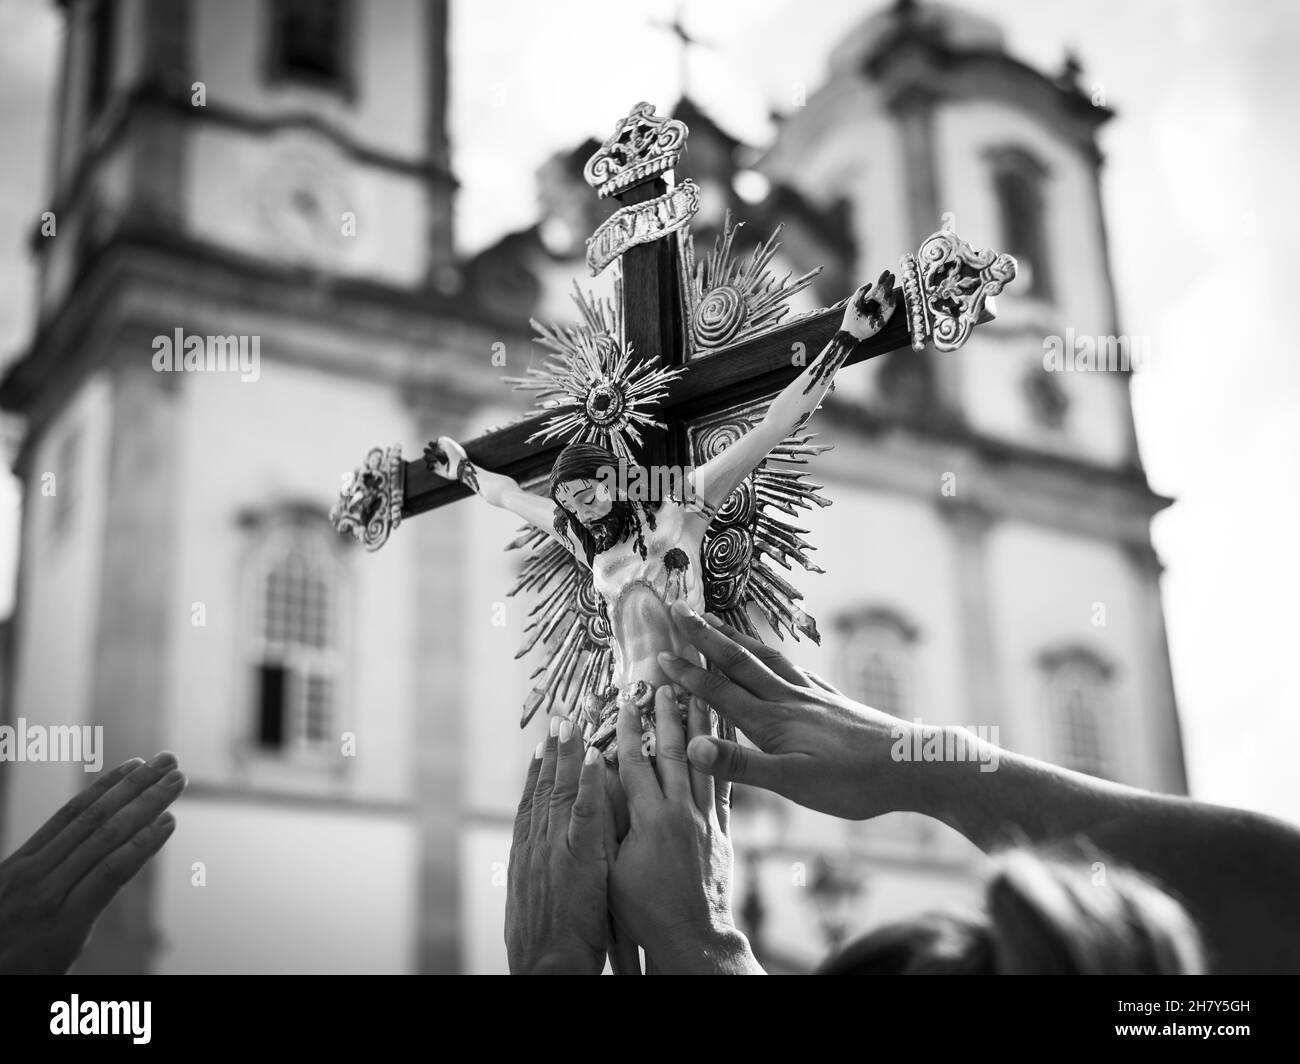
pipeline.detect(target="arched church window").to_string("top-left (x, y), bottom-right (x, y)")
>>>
top-left (835, 607), bottom-right (918, 717)
top-left (247, 520), bottom-right (347, 756)
top-left (267, 0), bottom-right (352, 95)
top-left (988, 147), bottom-right (1053, 301)
top-left (1041, 647), bottom-right (1114, 778)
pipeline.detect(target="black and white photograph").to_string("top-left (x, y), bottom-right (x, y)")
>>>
top-left (0, 0), bottom-right (1294, 1038)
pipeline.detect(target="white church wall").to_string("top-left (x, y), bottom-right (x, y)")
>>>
top-left (166, 358), bottom-right (419, 805)
top-left (153, 798), bottom-right (418, 974)
top-left (1, 372), bottom-right (112, 850)
top-left (462, 488), bottom-right (550, 816)
top-left (797, 463), bottom-right (967, 731)
top-left (184, 124), bottom-right (428, 286)
top-left (986, 520), bottom-right (1158, 787)
top-left (460, 824), bottom-right (512, 974)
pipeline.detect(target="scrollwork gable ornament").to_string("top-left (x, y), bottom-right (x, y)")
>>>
top-left (583, 101), bottom-right (688, 199)
top-left (900, 229), bottom-right (1017, 352)
top-left (330, 445), bottom-right (404, 551)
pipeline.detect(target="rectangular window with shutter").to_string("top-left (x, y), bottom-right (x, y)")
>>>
top-left (249, 527), bottom-right (344, 760)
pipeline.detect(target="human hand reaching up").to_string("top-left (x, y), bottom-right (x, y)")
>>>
top-left (607, 686), bottom-right (763, 975)
top-left (506, 716), bottom-right (609, 975)
top-left (657, 602), bottom-right (928, 821)
top-left (0, 753), bottom-right (185, 974)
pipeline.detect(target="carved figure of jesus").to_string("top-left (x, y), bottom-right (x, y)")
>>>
top-left (427, 272), bottom-right (897, 756)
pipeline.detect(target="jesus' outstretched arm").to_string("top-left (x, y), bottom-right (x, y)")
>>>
top-left (686, 269), bottom-right (898, 523)
top-left (425, 437), bottom-right (589, 568)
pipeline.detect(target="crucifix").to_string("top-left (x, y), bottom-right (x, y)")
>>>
top-left (331, 98), bottom-right (1014, 766)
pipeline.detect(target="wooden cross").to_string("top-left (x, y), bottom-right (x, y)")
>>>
top-left (332, 101), bottom-right (1015, 559)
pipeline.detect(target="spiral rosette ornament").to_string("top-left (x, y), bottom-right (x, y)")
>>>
top-left (691, 415), bottom-right (830, 642)
top-left (681, 211), bottom-right (822, 357)
top-left (704, 527), bottom-right (753, 611)
top-left (694, 285), bottom-right (747, 349)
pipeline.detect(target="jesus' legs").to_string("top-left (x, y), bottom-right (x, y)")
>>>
top-left (586, 580), bottom-right (699, 761)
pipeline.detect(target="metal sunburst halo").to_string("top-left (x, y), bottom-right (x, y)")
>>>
top-left (506, 279), bottom-right (683, 464)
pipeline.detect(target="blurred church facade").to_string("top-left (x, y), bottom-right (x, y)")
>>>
top-left (0, 0), bottom-right (1184, 974)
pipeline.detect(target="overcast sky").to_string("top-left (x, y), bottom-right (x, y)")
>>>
top-left (0, 0), bottom-right (1297, 825)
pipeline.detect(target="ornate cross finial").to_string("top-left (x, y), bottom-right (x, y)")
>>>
top-left (583, 102), bottom-right (689, 199)
top-left (899, 227), bottom-right (1017, 352)
top-left (331, 445), bottom-right (404, 551)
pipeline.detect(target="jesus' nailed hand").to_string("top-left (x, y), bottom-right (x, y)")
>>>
top-left (424, 270), bottom-right (898, 757)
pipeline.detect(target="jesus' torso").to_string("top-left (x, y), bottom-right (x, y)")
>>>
top-left (588, 499), bottom-right (706, 689)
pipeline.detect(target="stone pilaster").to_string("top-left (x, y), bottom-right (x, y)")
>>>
top-left (408, 390), bottom-right (477, 973)
top-left (936, 496), bottom-right (1003, 737)
top-left (77, 352), bottom-right (180, 973)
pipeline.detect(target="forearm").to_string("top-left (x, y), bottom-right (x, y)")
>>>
top-left (919, 730), bottom-right (1300, 972)
top-left (761, 330), bottom-right (856, 439)
top-left (460, 463), bottom-right (556, 529)
top-left (739, 271), bottom-right (896, 456)
top-left (471, 465), bottom-right (522, 509)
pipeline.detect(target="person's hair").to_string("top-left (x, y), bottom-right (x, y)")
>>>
top-left (818, 847), bottom-right (1205, 975)
top-left (548, 441), bottom-right (658, 563)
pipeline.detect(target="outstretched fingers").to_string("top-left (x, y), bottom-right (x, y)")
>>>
top-left (513, 741), bottom-right (544, 851)
top-left (45, 764), bottom-right (187, 901)
top-left (686, 733), bottom-right (785, 797)
top-left (32, 753), bottom-right (180, 877)
top-left (12, 757), bottom-right (143, 861)
top-left (548, 717), bottom-right (585, 841)
top-left (656, 651), bottom-right (770, 740)
top-left (63, 813), bottom-right (178, 921)
top-left (702, 614), bottom-right (812, 689)
top-left (530, 716), bottom-right (562, 841)
top-left (566, 746), bottom-right (607, 862)
top-left (668, 602), bottom-right (790, 701)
